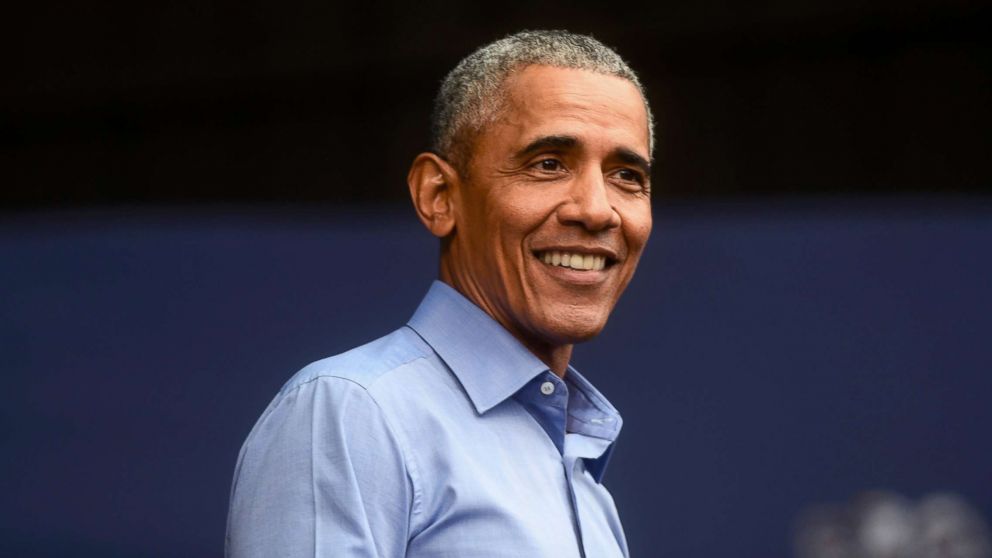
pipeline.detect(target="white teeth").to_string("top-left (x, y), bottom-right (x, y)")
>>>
top-left (537, 250), bottom-right (608, 271)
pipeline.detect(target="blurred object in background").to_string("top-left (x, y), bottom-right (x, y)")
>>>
top-left (796, 491), bottom-right (992, 558)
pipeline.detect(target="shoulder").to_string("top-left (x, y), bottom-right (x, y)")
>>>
top-left (241, 326), bottom-right (440, 454)
top-left (235, 326), bottom-right (439, 479)
top-left (278, 326), bottom-right (434, 397)
top-left (228, 329), bottom-right (428, 555)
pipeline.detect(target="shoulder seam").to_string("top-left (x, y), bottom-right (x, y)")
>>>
top-left (282, 328), bottom-right (432, 394)
top-left (280, 353), bottom-right (426, 395)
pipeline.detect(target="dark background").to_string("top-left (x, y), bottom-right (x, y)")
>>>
top-left (3, 0), bottom-right (990, 206)
top-left (3, 1), bottom-right (991, 557)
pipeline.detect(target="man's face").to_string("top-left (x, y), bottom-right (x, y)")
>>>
top-left (445, 64), bottom-right (653, 352)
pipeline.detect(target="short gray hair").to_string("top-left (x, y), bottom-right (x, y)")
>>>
top-left (430, 30), bottom-right (655, 168)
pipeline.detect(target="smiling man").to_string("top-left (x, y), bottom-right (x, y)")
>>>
top-left (227, 30), bottom-right (653, 558)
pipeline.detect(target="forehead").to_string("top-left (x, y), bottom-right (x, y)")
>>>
top-left (491, 65), bottom-right (650, 158)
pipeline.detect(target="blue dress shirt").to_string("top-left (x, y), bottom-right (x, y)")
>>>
top-left (227, 281), bottom-right (629, 557)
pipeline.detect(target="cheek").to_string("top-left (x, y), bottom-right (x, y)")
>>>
top-left (497, 194), bottom-right (536, 222)
top-left (621, 203), bottom-right (653, 251)
top-left (489, 188), bottom-right (558, 247)
top-left (503, 186), bottom-right (555, 219)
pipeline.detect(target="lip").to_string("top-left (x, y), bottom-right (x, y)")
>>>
top-left (537, 261), bottom-right (611, 286)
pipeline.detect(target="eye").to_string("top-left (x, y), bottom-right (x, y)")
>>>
top-left (610, 167), bottom-right (651, 196)
top-left (610, 167), bottom-right (649, 194)
top-left (534, 158), bottom-right (564, 172)
top-left (615, 168), bottom-right (644, 184)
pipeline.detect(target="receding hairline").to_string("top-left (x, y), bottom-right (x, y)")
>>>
top-left (430, 30), bottom-right (655, 171)
top-left (441, 62), bottom-right (652, 172)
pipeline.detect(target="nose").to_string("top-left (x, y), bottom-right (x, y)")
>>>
top-left (556, 169), bottom-right (621, 231)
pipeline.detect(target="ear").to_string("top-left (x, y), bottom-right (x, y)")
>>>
top-left (407, 152), bottom-right (459, 238)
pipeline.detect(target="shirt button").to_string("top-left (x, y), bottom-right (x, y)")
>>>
top-left (540, 381), bottom-right (555, 395)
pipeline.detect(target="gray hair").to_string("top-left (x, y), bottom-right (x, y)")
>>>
top-left (430, 30), bottom-right (655, 169)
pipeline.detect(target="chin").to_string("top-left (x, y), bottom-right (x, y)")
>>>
top-left (537, 305), bottom-right (612, 344)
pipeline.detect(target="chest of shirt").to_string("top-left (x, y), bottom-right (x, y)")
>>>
top-left (378, 385), bottom-right (626, 557)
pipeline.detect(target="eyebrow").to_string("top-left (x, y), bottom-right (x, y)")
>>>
top-left (615, 148), bottom-right (652, 176)
top-left (514, 135), bottom-right (579, 159)
top-left (514, 134), bottom-right (652, 175)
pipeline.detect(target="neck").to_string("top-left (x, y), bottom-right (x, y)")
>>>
top-left (504, 326), bottom-right (575, 378)
top-left (491, 313), bottom-right (575, 378)
top-left (535, 344), bottom-right (572, 378)
top-left (439, 264), bottom-right (572, 379)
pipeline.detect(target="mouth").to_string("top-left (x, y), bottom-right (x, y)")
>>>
top-left (533, 249), bottom-right (615, 272)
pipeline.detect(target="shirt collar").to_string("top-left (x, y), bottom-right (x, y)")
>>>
top-left (407, 281), bottom-right (549, 414)
top-left (564, 367), bottom-right (623, 442)
top-left (407, 281), bottom-right (624, 482)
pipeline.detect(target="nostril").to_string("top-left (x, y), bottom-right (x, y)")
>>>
top-left (557, 201), bottom-right (621, 231)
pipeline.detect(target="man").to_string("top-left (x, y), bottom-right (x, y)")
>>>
top-left (227, 30), bottom-right (653, 557)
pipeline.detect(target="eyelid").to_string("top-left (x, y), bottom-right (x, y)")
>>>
top-left (613, 167), bottom-right (645, 184)
top-left (609, 169), bottom-right (650, 196)
top-left (530, 156), bottom-right (567, 170)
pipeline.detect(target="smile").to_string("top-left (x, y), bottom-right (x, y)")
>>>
top-left (535, 250), bottom-right (608, 271)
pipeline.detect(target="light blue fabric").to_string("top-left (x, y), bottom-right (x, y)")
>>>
top-left (226, 281), bottom-right (629, 557)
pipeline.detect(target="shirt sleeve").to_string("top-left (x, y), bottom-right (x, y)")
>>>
top-left (226, 376), bottom-right (414, 558)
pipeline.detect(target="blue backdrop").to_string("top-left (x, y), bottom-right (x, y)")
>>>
top-left (3, 197), bottom-right (990, 557)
